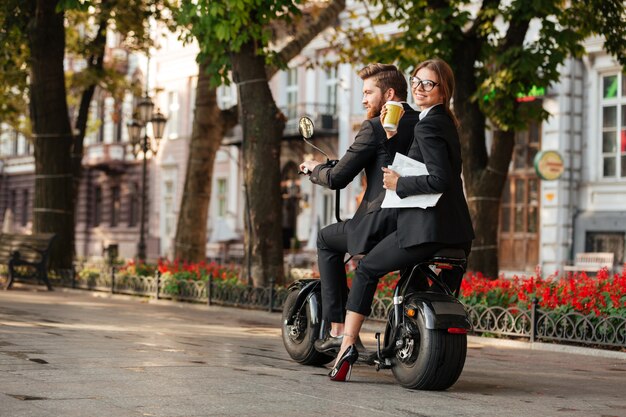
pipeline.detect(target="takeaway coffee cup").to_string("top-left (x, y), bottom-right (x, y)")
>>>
top-left (383, 101), bottom-right (403, 131)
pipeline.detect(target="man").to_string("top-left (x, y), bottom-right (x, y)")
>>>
top-left (299, 63), bottom-right (419, 351)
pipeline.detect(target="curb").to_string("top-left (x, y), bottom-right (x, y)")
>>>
top-left (466, 335), bottom-right (626, 360)
top-left (360, 317), bottom-right (626, 361)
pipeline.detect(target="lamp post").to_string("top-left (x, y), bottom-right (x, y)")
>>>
top-left (127, 95), bottom-right (167, 261)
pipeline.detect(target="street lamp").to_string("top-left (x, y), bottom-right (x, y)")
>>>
top-left (127, 96), bottom-right (167, 261)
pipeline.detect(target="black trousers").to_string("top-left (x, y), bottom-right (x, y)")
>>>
top-left (318, 222), bottom-right (471, 321)
top-left (317, 220), bottom-right (352, 323)
top-left (346, 233), bottom-right (470, 316)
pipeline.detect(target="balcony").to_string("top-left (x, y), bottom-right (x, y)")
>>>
top-left (84, 143), bottom-right (130, 172)
top-left (281, 103), bottom-right (338, 138)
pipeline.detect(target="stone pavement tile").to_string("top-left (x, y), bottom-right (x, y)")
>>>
top-left (0, 362), bottom-right (49, 371)
top-left (0, 393), bottom-right (50, 417)
top-left (23, 398), bottom-right (143, 417)
top-left (2, 288), bottom-right (625, 417)
top-left (119, 392), bottom-right (398, 417)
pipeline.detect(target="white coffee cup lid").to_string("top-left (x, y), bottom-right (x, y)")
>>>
top-left (385, 101), bottom-right (403, 108)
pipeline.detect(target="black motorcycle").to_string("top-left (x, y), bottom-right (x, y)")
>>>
top-left (281, 116), bottom-right (471, 390)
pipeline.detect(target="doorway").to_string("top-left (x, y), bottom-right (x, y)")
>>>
top-left (498, 121), bottom-right (541, 271)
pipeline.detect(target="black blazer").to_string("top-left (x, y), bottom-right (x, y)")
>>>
top-left (310, 103), bottom-right (419, 254)
top-left (395, 105), bottom-right (475, 248)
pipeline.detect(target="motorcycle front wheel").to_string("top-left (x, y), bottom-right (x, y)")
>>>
top-left (387, 301), bottom-right (467, 390)
top-left (281, 289), bottom-right (333, 366)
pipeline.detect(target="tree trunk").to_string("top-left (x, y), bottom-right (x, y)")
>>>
top-left (451, 29), bottom-right (525, 277)
top-left (231, 41), bottom-right (285, 287)
top-left (452, 40), bottom-right (515, 278)
top-left (27, 0), bottom-right (74, 270)
top-left (72, 15), bottom-right (108, 210)
top-left (465, 128), bottom-right (515, 279)
top-left (174, 62), bottom-right (224, 262)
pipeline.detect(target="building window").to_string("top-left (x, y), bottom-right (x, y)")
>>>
top-left (97, 97), bottom-right (105, 143)
top-left (321, 189), bottom-right (334, 227)
top-left (167, 91), bottom-right (180, 139)
top-left (93, 186), bottom-right (102, 227)
top-left (163, 180), bottom-right (175, 236)
top-left (10, 189), bottom-right (16, 219)
top-left (286, 68), bottom-right (298, 120)
top-left (110, 186), bottom-right (120, 227)
top-left (323, 66), bottom-right (338, 112)
top-left (216, 178), bottom-right (227, 217)
top-left (112, 100), bottom-right (123, 143)
top-left (128, 183), bottom-right (139, 227)
top-left (21, 189), bottom-right (28, 226)
top-left (189, 76), bottom-right (197, 131)
top-left (513, 120), bottom-right (540, 170)
top-left (12, 130), bottom-right (18, 156)
top-left (601, 73), bottom-right (626, 178)
top-left (585, 231), bottom-right (624, 266)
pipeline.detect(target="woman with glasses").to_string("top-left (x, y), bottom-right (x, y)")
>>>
top-left (328, 58), bottom-right (474, 382)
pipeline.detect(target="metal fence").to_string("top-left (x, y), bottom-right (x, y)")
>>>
top-left (49, 264), bottom-right (626, 350)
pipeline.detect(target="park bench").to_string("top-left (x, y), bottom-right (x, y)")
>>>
top-left (563, 252), bottom-right (614, 274)
top-left (0, 233), bottom-right (56, 291)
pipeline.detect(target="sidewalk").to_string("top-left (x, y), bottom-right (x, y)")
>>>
top-left (1, 285), bottom-right (625, 417)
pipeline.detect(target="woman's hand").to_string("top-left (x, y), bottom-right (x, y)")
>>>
top-left (382, 167), bottom-right (400, 191)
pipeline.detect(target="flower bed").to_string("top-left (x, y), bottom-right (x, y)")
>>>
top-left (154, 259), bottom-right (241, 295)
top-left (103, 259), bottom-right (626, 318)
top-left (460, 267), bottom-right (626, 318)
top-left (66, 259), bottom-right (625, 348)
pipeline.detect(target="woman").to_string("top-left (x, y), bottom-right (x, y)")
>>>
top-left (328, 58), bottom-right (474, 382)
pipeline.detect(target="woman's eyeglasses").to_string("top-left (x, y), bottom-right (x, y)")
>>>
top-left (410, 77), bottom-right (439, 92)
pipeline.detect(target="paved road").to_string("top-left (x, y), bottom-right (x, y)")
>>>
top-left (1, 286), bottom-right (625, 417)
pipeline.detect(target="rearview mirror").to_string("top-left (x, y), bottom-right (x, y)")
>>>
top-left (298, 117), bottom-right (314, 139)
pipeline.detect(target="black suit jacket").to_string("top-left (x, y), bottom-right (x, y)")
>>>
top-left (395, 105), bottom-right (475, 248)
top-left (310, 103), bottom-right (419, 254)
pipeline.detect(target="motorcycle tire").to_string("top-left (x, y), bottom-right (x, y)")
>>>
top-left (387, 299), bottom-right (467, 390)
top-left (281, 289), bottom-right (333, 366)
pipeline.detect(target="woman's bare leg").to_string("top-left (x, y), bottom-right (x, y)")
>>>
top-left (333, 310), bottom-right (365, 367)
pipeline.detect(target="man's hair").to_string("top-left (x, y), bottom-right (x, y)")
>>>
top-left (358, 63), bottom-right (408, 101)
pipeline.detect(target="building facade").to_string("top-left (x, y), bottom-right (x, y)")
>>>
top-left (0, 20), bottom-right (624, 275)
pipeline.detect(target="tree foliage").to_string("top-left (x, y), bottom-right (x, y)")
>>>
top-left (336, 0), bottom-right (625, 276)
top-left (0, 1), bottom-right (30, 128)
top-left (1, 0), bottom-right (170, 270)
top-left (343, 0), bottom-right (625, 131)
top-left (175, 0), bottom-right (303, 86)
top-left (174, 0), bottom-right (345, 286)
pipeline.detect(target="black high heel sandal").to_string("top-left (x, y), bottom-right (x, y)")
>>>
top-left (329, 344), bottom-right (358, 382)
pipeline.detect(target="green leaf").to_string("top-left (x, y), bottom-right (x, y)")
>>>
top-left (56, 0), bottom-right (91, 13)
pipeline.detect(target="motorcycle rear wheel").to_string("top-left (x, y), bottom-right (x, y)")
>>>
top-left (388, 303), bottom-right (467, 390)
top-left (281, 289), bottom-right (333, 366)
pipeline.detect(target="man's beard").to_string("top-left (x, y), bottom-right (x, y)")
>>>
top-left (366, 100), bottom-right (383, 119)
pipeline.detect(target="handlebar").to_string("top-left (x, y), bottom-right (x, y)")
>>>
top-left (300, 159), bottom-right (342, 222)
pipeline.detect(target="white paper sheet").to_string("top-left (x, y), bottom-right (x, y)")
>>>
top-left (381, 153), bottom-right (442, 208)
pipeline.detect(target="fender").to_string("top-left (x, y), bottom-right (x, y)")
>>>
top-left (407, 292), bottom-right (472, 330)
top-left (285, 279), bottom-right (321, 326)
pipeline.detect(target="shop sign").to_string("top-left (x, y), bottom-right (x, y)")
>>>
top-left (534, 150), bottom-right (564, 180)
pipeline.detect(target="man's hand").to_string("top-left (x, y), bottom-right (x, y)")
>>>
top-left (382, 167), bottom-right (400, 191)
top-left (380, 105), bottom-right (405, 139)
top-left (299, 160), bottom-right (321, 175)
